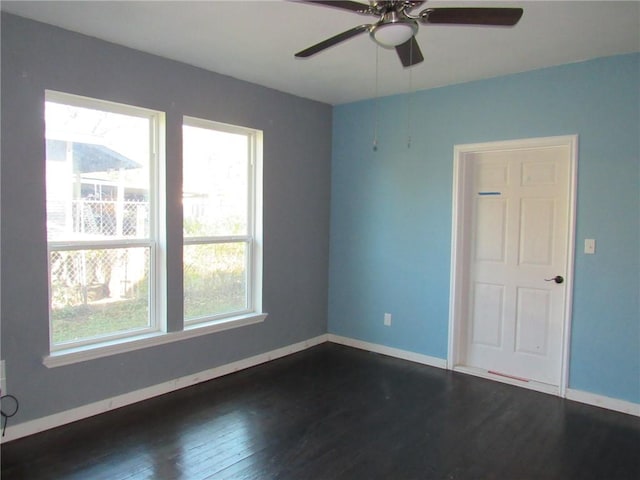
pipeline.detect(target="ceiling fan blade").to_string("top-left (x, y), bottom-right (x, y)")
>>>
top-left (297, 1), bottom-right (372, 14)
top-left (422, 8), bottom-right (524, 26)
top-left (395, 37), bottom-right (424, 67)
top-left (295, 24), bottom-right (371, 58)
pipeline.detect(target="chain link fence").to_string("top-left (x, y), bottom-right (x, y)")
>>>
top-left (50, 247), bottom-right (149, 309)
top-left (72, 199), bottom-right (148, 237)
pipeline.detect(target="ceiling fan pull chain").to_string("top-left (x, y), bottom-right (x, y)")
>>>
top-left (407, 43), bottom-right (413, 149)
top-left (373, 45), bottom-right (380, 152)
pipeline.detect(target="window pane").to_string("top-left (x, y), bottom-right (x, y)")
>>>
top-left (45, 101), bottom-right (151, 241)
top-left (49, 247), bottom-right (150, 346)
top-left (183, 125), bottom-right (248, 237)
top-left (184, 242), bottom-right (248, 320)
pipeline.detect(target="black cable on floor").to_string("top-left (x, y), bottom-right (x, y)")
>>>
top-left (1, 394), bottom-right (19, 436)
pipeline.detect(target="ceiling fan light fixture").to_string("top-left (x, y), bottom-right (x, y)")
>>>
top-left (370, 10), bottom-right (418, 48)
top-left (371, 22), bottom-right (416, 48)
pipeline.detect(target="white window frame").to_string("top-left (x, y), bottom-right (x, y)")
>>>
top-left (182, 116), bottom-right (263, 328)
top-left (41, 94), bottom-right (266, 368)
top-left (45, 90), bottom-right (167, 352)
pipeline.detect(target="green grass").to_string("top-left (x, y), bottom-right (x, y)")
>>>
top-left (183, 271), bottom-right (246, 320)
top-left (52, 298), bottom-right (149, 345)
top-left (51, 270), bottom-right (246, 344)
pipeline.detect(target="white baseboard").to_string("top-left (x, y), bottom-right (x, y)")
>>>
top-left (327, 334), bottom-right (447, 369)
top-left (2, 334), bottom-right (329, 443)
top-left (566, 388), bottom-right (640, 417)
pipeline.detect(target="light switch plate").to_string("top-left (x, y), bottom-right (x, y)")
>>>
top-left (585, 238), bottom-right (596, 254)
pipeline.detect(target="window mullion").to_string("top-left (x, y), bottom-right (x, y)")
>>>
top-left (184, 236), bottom-right (250, 246)
top-left (48, 239), bottom-right (151, 251)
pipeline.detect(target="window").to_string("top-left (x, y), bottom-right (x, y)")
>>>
top-left (45, 91), bottom-right (164, 350)
top-left (43, 92), bottom-right (264, 361)
top-left (182, 117), bottom-right (262, 325)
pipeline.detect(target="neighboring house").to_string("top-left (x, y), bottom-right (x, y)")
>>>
top-left (45, 139), bottom-right (146, 239)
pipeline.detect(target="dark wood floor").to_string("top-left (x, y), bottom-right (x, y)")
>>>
top-left (2, 343), bottom-right (639, 479)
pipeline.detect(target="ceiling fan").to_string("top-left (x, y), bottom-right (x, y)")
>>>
top-left (294, 1), bottom-right (524, 67)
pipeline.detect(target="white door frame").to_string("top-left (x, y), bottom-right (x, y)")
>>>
top-left (448, 135), bottom-right (578, 397)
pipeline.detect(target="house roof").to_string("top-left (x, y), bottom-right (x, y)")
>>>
top-left (46, 139), bottom-right (140, 173)
top-left (2, 1), bottom-right (639, 105)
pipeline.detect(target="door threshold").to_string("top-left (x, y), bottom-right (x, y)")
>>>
top-left (453, 365), bottom-right (560, 396)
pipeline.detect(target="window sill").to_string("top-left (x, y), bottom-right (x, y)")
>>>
top-left (43, 312), bottom-right (268, 368)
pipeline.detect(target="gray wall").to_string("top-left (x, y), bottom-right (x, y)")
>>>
top-left (1, 13), bottom-right (332, 423)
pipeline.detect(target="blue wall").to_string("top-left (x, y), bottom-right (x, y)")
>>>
top-left (329, 53), bottom-right (640, 404)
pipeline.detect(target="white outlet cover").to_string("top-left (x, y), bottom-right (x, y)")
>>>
top-left (585, 238), bottom-right (596, 254)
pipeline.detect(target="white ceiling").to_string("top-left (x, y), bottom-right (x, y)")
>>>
top-left (2, 1), bottom-right (639, 105)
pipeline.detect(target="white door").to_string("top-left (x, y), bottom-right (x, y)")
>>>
top-left (450, 136), bottom-right (576, 388)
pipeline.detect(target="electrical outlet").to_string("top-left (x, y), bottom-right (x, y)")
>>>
top-left (384, 313), bottom-right (392, 326)
top-left (0, 360), bottom-right (6, 395)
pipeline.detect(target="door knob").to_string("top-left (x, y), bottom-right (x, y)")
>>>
top-left (545, 275), bottom-right (564, 284)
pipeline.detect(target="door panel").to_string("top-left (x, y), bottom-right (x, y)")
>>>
top-left (471, 283), bottom-right (504, 347)
top-left (519, 198), bottom-right (555, 266)
top-left (515, 287), bottom-right (550, 355)
top-left (476, 199), bottom-right (507, 262)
